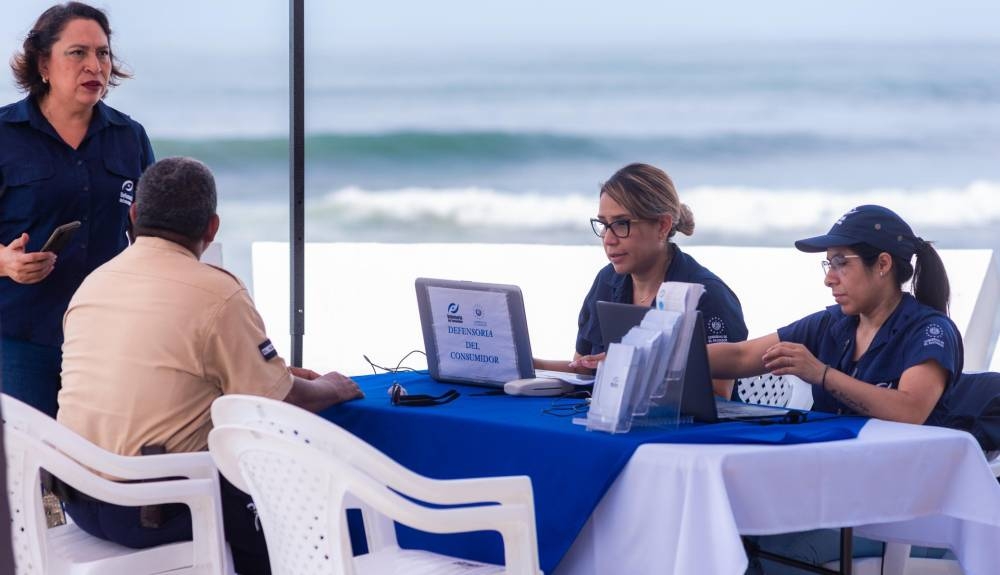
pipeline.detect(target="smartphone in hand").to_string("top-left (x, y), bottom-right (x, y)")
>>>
top-left (40, 221), bottom-right (82, 254)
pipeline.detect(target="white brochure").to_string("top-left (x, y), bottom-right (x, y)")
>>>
top-left (656, 281), bottom-right (705, 315)
top-left (620, 326), bottom-right (660, 416)
top-left (587, 343), bottom-right (640, 434)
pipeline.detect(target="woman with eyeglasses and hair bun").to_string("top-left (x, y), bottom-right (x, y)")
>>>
top-left (0, 2), bottom-right (154, 417)
top-left (710, 205), bottom-right (961, 574)
top-left (536, 162), bottom-right (748, 398)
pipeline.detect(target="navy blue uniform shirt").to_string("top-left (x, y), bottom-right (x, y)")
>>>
top-left (576, 244), bottom-right (748, 356)
top-left (0, 97), bottom-right (154, 346)
top-left (778, 293), bottom-right (963, 414)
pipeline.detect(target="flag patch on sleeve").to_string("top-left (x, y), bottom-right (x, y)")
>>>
top-left (258, 339), bottom-right (277, 361)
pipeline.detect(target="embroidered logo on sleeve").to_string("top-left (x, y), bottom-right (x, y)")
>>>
top-left (119, 180), bottom-right (135, 205)
top-left (923, 324), bottom-right (945, 348)
top-left (706, 316), bottom-right (728, 344)
top-left (258, 339), bottom-right (278, 360)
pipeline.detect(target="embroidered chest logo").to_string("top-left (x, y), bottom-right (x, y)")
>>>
top-left (923, 323), bottom-right (945, 348)
top-left (706, 316), bottom-right (728, 344)
top-left (119, 180), bottom-right (135, 206)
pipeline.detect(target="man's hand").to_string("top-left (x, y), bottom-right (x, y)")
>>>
top-left (285, 367), bottom-right (364, 412)
top-left (0, 233), bottom-right (56, 284)
top-left (314, 371), bottom-right (364, 404)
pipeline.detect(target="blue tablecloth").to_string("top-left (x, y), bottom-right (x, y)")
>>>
top-left (320, 371), bottom-right (867, 572)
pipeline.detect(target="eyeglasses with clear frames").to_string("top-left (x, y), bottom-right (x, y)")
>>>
top-left (821, 254), bottom-right (862, 275)
top-left (590, 218), bottom-right (653, 239)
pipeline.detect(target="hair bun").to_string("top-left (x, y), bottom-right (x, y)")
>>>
top-left (675, 203), bottom-right (695, 236)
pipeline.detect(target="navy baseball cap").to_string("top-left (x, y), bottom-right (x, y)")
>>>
top-left (794, 205), bottom-right (919, 260)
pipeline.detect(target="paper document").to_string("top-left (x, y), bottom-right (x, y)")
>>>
top-left (656, 281), bottom-right (705, 314)
top-left (535, 369), bottom-right (595, 386)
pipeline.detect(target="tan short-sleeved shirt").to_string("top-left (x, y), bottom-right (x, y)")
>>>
top-left (58, 236), bottom-right (292, 456)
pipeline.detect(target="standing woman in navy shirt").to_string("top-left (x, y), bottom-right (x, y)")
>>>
top-left (0, 2), bottom-right (154, 417)
top-left (537, 162), bottom-right (748, 397)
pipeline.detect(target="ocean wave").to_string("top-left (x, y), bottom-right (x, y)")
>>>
top-left (153, 130), bottom-right (936, 167)
top-left (296, 181), bottom-right (1000, 238)
top-left (213, 181), bottom-right (1000, 257)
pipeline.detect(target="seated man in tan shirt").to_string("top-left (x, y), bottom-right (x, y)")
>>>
top-left (57, 156), bottom-right (362, 575)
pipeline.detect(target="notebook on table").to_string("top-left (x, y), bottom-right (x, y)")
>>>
top-left (596, 300), bottom-right (789, 422)
top-left (415, 278), bottom-right (594, 388)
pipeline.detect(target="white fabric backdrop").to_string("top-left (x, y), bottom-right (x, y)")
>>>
top-left (250, 243), bottom-right (999, 375)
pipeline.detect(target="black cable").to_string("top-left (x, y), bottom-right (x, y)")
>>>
top-left (362, 350), bottom-right (426, 374)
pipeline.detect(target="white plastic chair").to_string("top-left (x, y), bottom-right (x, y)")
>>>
top-left (1, 393), bottom-right (231, 575)
top-left (736, 373), bottom-right (792, 406)
top-left (208, 394), bottom-right (543, 575)
top-left (735, 373), bottom-right (814, 410)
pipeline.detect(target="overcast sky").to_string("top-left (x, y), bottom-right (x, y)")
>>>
top-left (3, 0), bottom-right (999, 58)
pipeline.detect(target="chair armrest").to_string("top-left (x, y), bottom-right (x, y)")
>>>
top-left (42, 430), bottom-right (217, 481)
top-left (401, 474), bottom-right (536, 508)
top-left (13, 427), bottom-right (219, 506)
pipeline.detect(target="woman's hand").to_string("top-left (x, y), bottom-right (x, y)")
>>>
top-left (569, 352), bottom-right (606, 372)
top-left (0, 233), bottom-right (57, 284)
top-left (761, 342), bottom-right (826, 385)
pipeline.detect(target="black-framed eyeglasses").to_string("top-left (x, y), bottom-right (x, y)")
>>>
top-left (590, 218), bottom-right (653, 239)
top-left (820, 254), bottom-right (862, 276)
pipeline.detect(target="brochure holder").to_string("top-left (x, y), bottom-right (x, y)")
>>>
top-left (583, 343), bottom-right (641, 433)
top-left (580, 282), bottom-right (705, 434)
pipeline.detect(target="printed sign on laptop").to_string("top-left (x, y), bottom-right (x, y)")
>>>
top-left (416, 278), bottom-right (595, 388)
top-left (426, 285), bottom-right (520, 383)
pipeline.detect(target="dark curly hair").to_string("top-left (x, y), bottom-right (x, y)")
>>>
top-left (135, 157), bottom-right (218, 241)
top-left (10, 2), bottom-right (131, 99)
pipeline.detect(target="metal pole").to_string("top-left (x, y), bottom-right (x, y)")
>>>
top-left (289, 0), bottom-right (305, 366)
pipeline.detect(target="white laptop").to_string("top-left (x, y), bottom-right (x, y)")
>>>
top-left (415, 277), bottom-right (594, 388)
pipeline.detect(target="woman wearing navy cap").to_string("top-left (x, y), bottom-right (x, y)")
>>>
top-left (710, 204), bottom-right (961, 572)
top-left (710, 204), bottom-right (961, 424)
top-left (0, 3), bottom-right (154, 417)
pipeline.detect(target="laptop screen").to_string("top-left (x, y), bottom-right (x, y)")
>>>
top-left (415, 278), bottom-right (535, 386)
top-left (595, 302), bottom-right (721, 421)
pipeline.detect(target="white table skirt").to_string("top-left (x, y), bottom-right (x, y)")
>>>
top-left (556, 420), bottom-right (1000, 575)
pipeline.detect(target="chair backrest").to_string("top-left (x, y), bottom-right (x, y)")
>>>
top-left (735, 374), bottom-right (792, 407)
top-left (1, 393), bottom-right (228, 575)
top-left (927, 371), bottom-right (1000, 454)
top-left (2, 394), bottom-right (134, 574)
top-left (735, 374), bottom-right (815, 410)
top-left (209, 395), bottom-right (541, 575)
top-left (0, 323), bottom-right (17, 575)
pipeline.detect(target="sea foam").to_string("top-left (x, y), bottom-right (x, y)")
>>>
top-left (304, 181), bottom-right (1000, 239)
